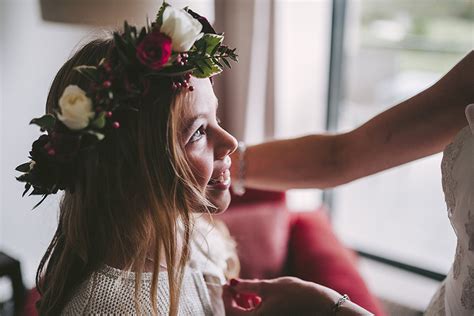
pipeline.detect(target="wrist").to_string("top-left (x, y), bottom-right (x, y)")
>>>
top-left (231, 141), bottom-right (246, 196)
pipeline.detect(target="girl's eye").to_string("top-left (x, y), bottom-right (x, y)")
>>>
top-left (190, 126), bottom-right (206, 143)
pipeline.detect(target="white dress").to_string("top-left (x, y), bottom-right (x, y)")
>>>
top-left (425, 104), bottom-right (474, 315)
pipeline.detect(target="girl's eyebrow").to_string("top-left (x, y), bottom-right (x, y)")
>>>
top-left (183, 100), bottom-right (219, 134)
top-left (183, 114), bottom-right (207, 136)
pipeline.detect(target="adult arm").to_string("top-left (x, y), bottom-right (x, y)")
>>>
top-left (231, 51), bottom-right (474, 191)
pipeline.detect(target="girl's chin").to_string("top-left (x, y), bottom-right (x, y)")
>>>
top-left (205, 188), bottom-right (231, 214)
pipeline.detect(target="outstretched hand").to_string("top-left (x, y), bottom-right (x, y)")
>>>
top-left (223, 277), bottom-right (336, 316)
top-left (222, 277), bottom-right (373, 316)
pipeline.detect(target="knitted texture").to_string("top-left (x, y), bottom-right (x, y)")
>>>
top-left (61, 265), bottom-right (213, 315)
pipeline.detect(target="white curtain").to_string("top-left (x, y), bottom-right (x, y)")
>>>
top-left (214, 0), bottom-right (276, 144)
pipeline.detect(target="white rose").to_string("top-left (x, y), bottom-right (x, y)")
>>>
top-left (161, 6), bottom-right (203, 52)
top-left (57, 85), bottom-right (95, 130)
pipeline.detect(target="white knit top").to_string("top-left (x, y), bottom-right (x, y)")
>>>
top-left (61, 216), bottom-right (237, 315)
top-left (61, 264), bottom-right (213, 315)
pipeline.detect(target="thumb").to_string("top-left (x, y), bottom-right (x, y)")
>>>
top-left (230, 278), bottom-right (265, 297)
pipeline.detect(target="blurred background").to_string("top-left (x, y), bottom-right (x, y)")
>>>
top-left (1, 0), bottom-right (473, 314)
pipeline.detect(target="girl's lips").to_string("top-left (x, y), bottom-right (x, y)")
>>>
top-left (207, 169), bottom-right (231, 190)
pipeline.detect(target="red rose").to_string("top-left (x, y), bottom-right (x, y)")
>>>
top-left (136, 30), bottom-right (172, 70)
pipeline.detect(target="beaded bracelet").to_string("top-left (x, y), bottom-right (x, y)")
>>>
top-left (332, 294), bottom-right (350, 313)
top-left (232, 141), bottom-right (246, 196)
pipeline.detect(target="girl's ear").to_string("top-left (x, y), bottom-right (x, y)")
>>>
top-left (465, 103), bottom-right (474, 134)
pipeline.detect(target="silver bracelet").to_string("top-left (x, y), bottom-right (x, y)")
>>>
top-left (332, 294), bottom-right (350, 314)
top-left (232, 141), bottom-right (246, 196)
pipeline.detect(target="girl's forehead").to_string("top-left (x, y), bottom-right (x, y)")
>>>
top-left (186, 77), bottom-right (218, 115)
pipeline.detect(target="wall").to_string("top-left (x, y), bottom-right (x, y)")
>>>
top-left (1, 0), bottom-right (95, 287)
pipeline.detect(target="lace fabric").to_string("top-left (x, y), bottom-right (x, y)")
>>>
top-left (426, 112), bottom-right (474, 315)
top-left (440, 126), bottom-right (470, 216)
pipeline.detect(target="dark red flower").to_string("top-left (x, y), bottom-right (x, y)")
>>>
top-left (136, 29), bottom-right (172, 70)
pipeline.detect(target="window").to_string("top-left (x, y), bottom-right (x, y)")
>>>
top-left (331, 0), bottom-right (473, 274)
top-left (274, 0), bottom-right (332, 210)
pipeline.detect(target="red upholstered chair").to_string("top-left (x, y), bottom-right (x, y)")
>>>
top-left (22, 288), bottom-right (40, 316)
top-left (217, 189), bottom-right (386, 315)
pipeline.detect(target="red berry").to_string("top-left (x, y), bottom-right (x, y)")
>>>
top-left (105, 111), bottom-right (113, 118)
top-left (47, 148), bottom-right (56, 156)
top-left (112, 121), bottom-right (120, 129)
top-left (188, 85), bottom-right (194, 91)
top-left (102, 80), bottom-right (112, 88)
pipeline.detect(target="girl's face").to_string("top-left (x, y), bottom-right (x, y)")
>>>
top-left (181, 77), bottom-right (238, 213)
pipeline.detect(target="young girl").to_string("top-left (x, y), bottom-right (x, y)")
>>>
top-left (16, 4), bottom-right (240, 314)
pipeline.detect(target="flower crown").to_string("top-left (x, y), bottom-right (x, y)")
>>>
top-left (15, 2), bottom-right (237, 208)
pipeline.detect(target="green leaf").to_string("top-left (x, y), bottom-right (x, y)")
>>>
top-left (16, 174), bottom-right (29, 183)
top-left (213, 58), bottom-right (223, 68)
top-left (229, 54), bottom-right (238, 62)
top-left (91, 111), bottom-right (106, 129)
top-left (203, 58), bottom-right (212, 69)
top-left (156, 2), bottom-right (170, 26)
top-left (124, 20), bottom-right (130, 33)
top-left (15, 162), bottom-right (31, 173)
top-left (138, 26), bottom-right (148, 41)
top-left (130, 25), bottom-right (138, 40)
top-left (22, 183), bottom-right (31, 197)
top-left (192, 60), bottom-right (222, 78)
top-left (222, 57), bottom-right (231, 68)
top-left (210, 44), bottom-right (220, 56)
top-left (32, 194), bottom-right (49, 209)
top-left (30, 114), bottom-right (56, 130)
top-left (202, 34), bottom-right (224, 55)
top-left (113, 32), bottom-right (132, 65)
top-left (123, 21), bottom-right (138, 45)
top-left (194, 62), bottom-right (205, 74)
top-left (74, 65), bottom-right (99, 82)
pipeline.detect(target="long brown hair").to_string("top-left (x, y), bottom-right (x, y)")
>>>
top-left (36, 37), bottom-right (210, 315)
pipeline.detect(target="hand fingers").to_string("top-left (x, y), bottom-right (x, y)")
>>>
top-left (230, 278), bottom-right (265, 297)
top-left (222, 284), bottom-right (257, 316)
top-left (234, 292), bottom-right (262, 309)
